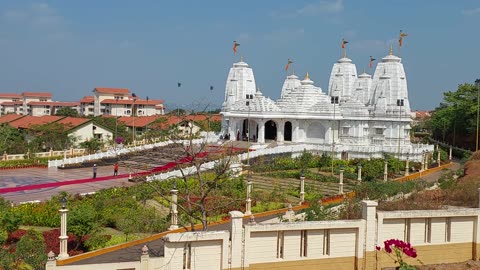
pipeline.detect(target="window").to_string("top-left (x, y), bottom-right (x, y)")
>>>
top-left (342, 127), bottom-right (349, 135)
top-left (300, 230), bottom-right (308, 257)
top-left (323, 229), bottom-right (330, 255)
top-left (375, 128), bottom-right (384, 135)
top-left (277, 231), bottom-right (284, 259)
top-left (183, 243), bottom-right (192, 270)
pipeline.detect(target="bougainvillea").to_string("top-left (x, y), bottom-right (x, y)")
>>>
top-left (115, 137), bottom-right (125, 144)
top-left (376, 239), bottom-right (420, 270)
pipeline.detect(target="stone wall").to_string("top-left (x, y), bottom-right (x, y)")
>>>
top-left (48, 198), bottom-right (480, 270)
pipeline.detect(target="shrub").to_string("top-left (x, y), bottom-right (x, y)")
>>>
top-left (15, 230), bottom-right (47, 270)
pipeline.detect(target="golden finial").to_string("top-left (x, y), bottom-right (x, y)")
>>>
top-left (363, 67), bottom-right (366, 74)
top-left (389, 44), bottom-right (393, 55)
top-left (304, 72), bottom-right (310, 80)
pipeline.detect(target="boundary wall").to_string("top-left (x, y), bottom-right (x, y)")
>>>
top-left (47, 199), bottom-right (480, 270)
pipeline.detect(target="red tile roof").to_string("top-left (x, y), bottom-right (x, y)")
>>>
top-left (0, 114), bottom-right (25, 124)
top-left (0, 93), bottom-right (22, 98)
top-left (21, 92), bottom-right (52, 98)
top-left (80, 96), bottom-right (94, 103)
top-left (27, 101), bottom-right (80, 106)
top-left (55, 117), bottom-right (90, 130)
top-left (1, 101), bottom-right (23, 105)
top-left (100, 99), bottom-right (164, 105)
top-left (94, 88), bottom-right (130, 94)
top-left (117, 114), bottom-right (221, 128)
top-left (9, 115), bottom-right (63, 129)
top-left (414, 111), bottom-right (431, 120)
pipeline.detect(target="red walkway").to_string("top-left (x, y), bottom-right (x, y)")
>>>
top-left (0, 148), bottom-right (245, 195)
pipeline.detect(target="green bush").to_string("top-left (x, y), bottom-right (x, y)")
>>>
top-left (14, 201), bottom-right (59, 227)
top-left (354, 180), bottom-right (430, 201)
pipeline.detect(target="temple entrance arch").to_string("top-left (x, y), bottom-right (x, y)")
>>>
top-left (284, 121), bottom-right (292, 141)
top-left (265, 120), bottom-right (277, 140)
top-left (242, 119), bottom-right (257, 141)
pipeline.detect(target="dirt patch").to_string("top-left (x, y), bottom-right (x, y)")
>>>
top-left (416, 260), bottom-right (480, 270)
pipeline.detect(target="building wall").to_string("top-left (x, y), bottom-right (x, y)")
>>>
top-left (69, 123), bottom-right (113, 145)
top-left (49, 202), bottom-right (480, 270)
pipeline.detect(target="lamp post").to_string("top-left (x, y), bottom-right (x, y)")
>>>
top-left (405, 152), bottom-right (410, 176)
top-left (245, 93), bottom-right (254, 216)
top-left (246, 94), bottom-right (253, 165)
top-left (476, 79), bottom-right (480, 152)
top-left (339, 166), bottom-right (344, 194)
top-left (132, 96), bottom-right (136, 146)
top-left (115, 96), bottom-right (119, 142)
top-left (299, 169), bottom-right (305, 204)
top-left (396, 99), bottom-right (404, 158)
top-left (330, 96), bottom-right (339, 175)
top-left (383, 154), bottom-right (388, 182)
top-left (58, 197), bottom-right (69, 259)
top-left (245, 179), bottom-right (253, 215)
top-left (168, 181), bottom-right (179, 231)
top-left (420, 151), bottom-right (425, 172)
top-left (357, 164), bottom-right (362, 182)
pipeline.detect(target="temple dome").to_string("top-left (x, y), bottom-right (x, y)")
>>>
top-left (338, 57), bottom-right (353, 63)
top-left (231, 90), bottom-right (280, 112)
top-left (277, 74), bottom-right (329, 112)
top-left (233, 61), bottom-right (249, 68)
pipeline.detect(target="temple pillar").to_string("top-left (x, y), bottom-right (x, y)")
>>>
top-left (277, 120), bottom-right (284, 144)
top-left (291, 120), bottom-right (299, 142)
top-left (258, 120), bottom-right (265, 144)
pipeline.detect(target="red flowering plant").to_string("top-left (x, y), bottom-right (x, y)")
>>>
top-left (376, 239), bottom-right (421, 270)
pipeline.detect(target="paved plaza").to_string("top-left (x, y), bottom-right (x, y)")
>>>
top-left (0, 165), bottom-right (137, 204)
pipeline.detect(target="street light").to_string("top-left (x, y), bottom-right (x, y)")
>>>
top-left (61, 196), bottom-right (67, 209)
top-left (396, 99), bottom-right (404, 158)
top-left (132, 94), bottom-right (137, 145)
top-left (476, 79), bottom-right (480, 152)
top-left (246, 94), bottom-right (254, 166)
top-left (330, 96), bottom-right (339, 175)
top-left (115, 96), bottom-right (119, 142)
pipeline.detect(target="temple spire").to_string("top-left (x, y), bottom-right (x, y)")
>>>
top-left (304, 72), bottom-right (310, 80)
top-left (240, 55), bottom-right (244, 62)
top-left (389, 44), bottom-right (393, 55)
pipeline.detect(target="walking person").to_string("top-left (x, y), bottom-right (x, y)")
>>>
top-left (92, 164), bottom-right (97, 179)
top-left (113, 162), bottom-right (119, 176)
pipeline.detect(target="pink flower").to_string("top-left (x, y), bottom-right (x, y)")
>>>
top-left (375, 246), bottom-right (381, 251)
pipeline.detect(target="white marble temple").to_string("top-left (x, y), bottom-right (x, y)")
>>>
top-left (221, 48), bottom-right (432, 160)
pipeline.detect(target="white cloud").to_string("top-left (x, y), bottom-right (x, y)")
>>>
top-left (2, 3), bottom-right (67, 32)
top-left (463, 8), bottom-right (480, 16)
top-left (271, 0), bottom-right (344, 18)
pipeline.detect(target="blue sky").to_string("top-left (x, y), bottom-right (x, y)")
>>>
top-left (0, 1), bottom-right (479, 111)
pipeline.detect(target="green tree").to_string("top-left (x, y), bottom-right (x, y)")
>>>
top-left (0, 123), bottom-right (26, 154)
top-left (29, 123), bottom-right (76, 151)
top-left (68, 203), bottom-right (102, 248)
top-left (92, 117), bottom-right (128, 143)
top-left (80, 138), bottom-right (104, 154)
top-left (15, 230), bottom-right (47, 270)
top-left (427, 81), bottom-right (480, 149)
top-left (55, 107), bottom-right (79, 117)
